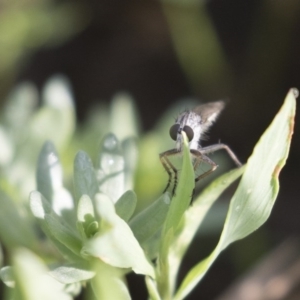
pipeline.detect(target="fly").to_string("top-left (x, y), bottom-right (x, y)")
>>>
top-left (159, 101), bottom-right (242, 196)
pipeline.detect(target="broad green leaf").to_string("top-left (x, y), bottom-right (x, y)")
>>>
top-left (96, 134), bottom-right (125, 203)
top-left (115, 190), bottom-right (137, 221)
top-left (129, 193), bottom-right (170, 244)
top-left (30, 191), bottom-right (82, 257)
top-left (12, 248), bottom-right (72, 300)
top-left (157, 132), bottom-right (194, 298)
top-left (0, 190), bottom-right (37, 250)
top-left (91, 260), bottom-right (131, 300)
top-left (73, 151), bottom-right (99, 204)
top-left (168, 166), bottom-right (244, 294)
top-left (49, 264), bottom-right (95, 284)
top-left (82, 193), bottom-right (155, 278)
top-left (174, 88), bottom-right (297, 300)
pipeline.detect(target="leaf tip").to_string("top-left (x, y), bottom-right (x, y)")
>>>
top-left (290, 87), bottom-right (299, 99)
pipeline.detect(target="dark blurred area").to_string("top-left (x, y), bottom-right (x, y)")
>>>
top-left (1, 0), bottom-right (300, 299)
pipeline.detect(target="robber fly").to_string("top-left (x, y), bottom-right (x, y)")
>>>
top-left (159, 101), bottom-right (242, 195)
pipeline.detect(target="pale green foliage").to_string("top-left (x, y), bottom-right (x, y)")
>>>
top-left (0, 77), bottom-right (296, 299)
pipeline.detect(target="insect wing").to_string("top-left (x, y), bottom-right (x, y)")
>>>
top-left (192, 101), bottom-right (225, 127)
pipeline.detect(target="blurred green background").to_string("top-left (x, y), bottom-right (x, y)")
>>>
top-left (1, 0), bottom-right (300, 299)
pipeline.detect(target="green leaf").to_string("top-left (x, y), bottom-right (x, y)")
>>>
top-left (129, 193), bottom-right (170, 244)
top-left (30, 191), bottom-right (82, 257)
top-left (36, 141), bottom-right (74, 218)
top-left (2, 77), bottom-right (75, 199)
top-left (145, 276), bottom-right (161, 300)
top-left (36, 141), bottom-right (58, 202)
top-left (115, 190), bottom-right (137, 221)
top-left (96, 134), bottom-right (126, 203)
top-left (28, 76), bottom-right (75, 151)
top-left (12, 248), bottom-right (72, 300)
top-left (157, 132), bottom-right (195, 298)
top-left (40, 75), bottom-right (75, 150)
top-left (168, 166), bottom-right (244, 294)
top-left (174, 88), bottom-right (297, 300)
top-left (73, 151), bottom-right (99, 204)
top-left (82, 193), bottom-right (155, 278)
top-left (45, 214), bottom-right (82, 255)
top-left (141, 230), bottom-right (162, 260)
top-left (161, 132), bottom-right (195, 239)
top-left (49, 264), bottom-right (95, 284)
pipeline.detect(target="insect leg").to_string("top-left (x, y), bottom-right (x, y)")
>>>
top-left (159, 149), bottom-right (180, 195)
top-left (190, 149), bottom-right (218, 182)
top-left (200, 143), bottom-right (242, 167)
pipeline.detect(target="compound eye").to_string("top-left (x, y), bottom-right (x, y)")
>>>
top-left (169, 124), bottom-right (180, 141)
top-left (183, 125), bottom-right (194, 141)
